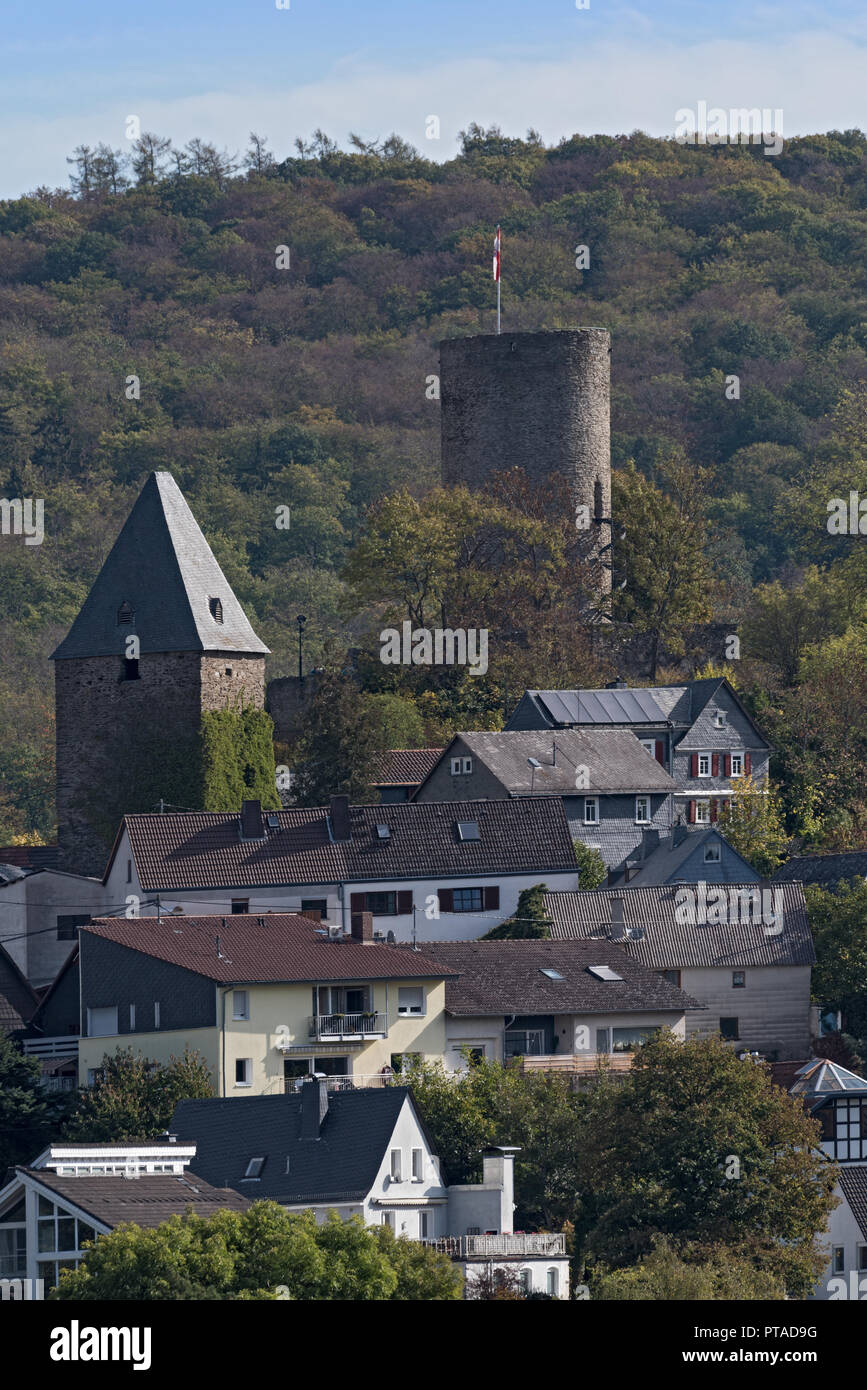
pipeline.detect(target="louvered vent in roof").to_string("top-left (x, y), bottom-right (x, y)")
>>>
top-left (209, 597), bottom-right (223, 623)
top-left (117, 601), bottom-right (134, 625)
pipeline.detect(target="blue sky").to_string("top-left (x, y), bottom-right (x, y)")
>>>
top-left (0, 0), bottom-right (864, 197)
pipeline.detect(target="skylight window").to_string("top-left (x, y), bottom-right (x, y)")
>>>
top-left (587, 964), bottom-right (623, 982)
top-left (266, 813), bottom-right (280, 829)
top-left (376, 824), bottom-right (391, 840)
top-left (244, 1157), bottom-right (265, 1179)
top-left (539, 967), bottom-right (565, 980)
top-left (457, 820), bottom-right (480, 841)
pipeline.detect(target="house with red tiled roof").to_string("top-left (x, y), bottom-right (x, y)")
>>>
top-left (73, 911), bottom-right (456, 1096)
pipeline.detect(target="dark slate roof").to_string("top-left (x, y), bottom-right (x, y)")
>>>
top-left (507, 680), bottom-right (769, 744)
top-left (0, 845), bottom-right (59, 870)
top-left (428, 730), bottom-right (675, 797)
top-left (116, 798), bottom-right (578, 891)
top-left (422, 939), bottom-right (702, 1016)
top-left (838, 1167), bottom-right (867, 1240)
top-left (83, 915), bottom-right (453, 984)
top-left (773, 852), bottom-right (867, 889)
top-left (372, 749), bottom-right (444, 787)
top-left (0, 942), bottom-right (40, 1034)
top-left (171, 1088), bottom-right (412, 1203)
top-left (19, 1168), bottom-right (250, 1228)
top-left (542, 883), bottom-right (815, 968)
top-left (51, 471), bottom-right (268, 660)
top-left (624, 828), bottom-right (759, 886)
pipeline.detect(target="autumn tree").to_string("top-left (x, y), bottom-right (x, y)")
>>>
top-left (612, 457), bottom-right (714, 677)
top-left (716, 772), bottom-right (789, 874)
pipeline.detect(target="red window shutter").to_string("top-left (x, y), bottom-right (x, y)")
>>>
top-left (744, 753), bottom-right (752, 774)
top-left (483, 886), bottom-right (500, 910)
top-left (690, 754), bottom-right (699, 777)
top-left (711, 753), bottom-right (719, 777)
top-left (438, 888), bottom-right (454, 913)
top-left (397, 890), bottom-right (413, 915)
top-left (655, 740), bottom-right (665, 764)
top-left (710, 799), bottom-right (718, 822)
top-left (688, 800), bottom-right (696, 824)
top-left (724, 754), bottom-right (732, 776)
top-left (350, 892), bottom-right (365, 912)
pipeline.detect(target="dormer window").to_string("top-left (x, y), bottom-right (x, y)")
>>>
top-left (714, 712), bottom-right (726, 729)
top-left (117, 601), bottom-right (134, 625)
top-left (209, 597), bottom-right (223, 623)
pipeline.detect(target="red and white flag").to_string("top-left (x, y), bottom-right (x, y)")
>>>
top-left (493, 225), bottom-right (501, 281)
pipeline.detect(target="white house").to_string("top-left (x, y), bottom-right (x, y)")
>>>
top-left (101, 795), bottom-right (580, 944)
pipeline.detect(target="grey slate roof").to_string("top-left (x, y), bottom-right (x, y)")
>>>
top-left (115, 797), bottom-right (578, 891)
top-left (0, 942), bottom-right (39, 1034)
top-left (838, 1167), bottom-right (867, 1240)
top-left (624, 827), bottom-right (758, 886)
top-left (422, 938), bottom-right (703, 1016)
top-left (773, 852), bottom-right (867, 890)
top-left (429, 729), bottom-right (675, 796)
top-left (507, 680), bottom-right (769, 745)
top-left (542, 883), bottom-right (816, 969)
top-left (171, 1088), bottom-right (413, 1203)
top-left (52, 471), bottom-right (268, 659)
top-left (19, 1168), bottom-right (250, 1227)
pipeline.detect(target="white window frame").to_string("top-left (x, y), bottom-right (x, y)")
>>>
top-left (547, 1267), bottom-right (559, 1296)
top-left (382, 1211), bottom-right (396, 1230)
top-left (398, 986), bottom-right (425, 1017)
top-left (87, 1006), bottom-right (118, 1038)
top-left (697, 753), bottom-right (711, 778)
top-left (390, 1149), bottom-right (402, 1181)
top-left (154, 1001), bottom-right (161, 1029)
top-left (462, 757), bottom-right (473, 774)
top-left (704, 843), bottom-right (721, 863)
top-left (730, 753), bottom-right (744, 777)
top-left (583, 797), bottom-right (599, 825)
top-left (129, 1004), bottom-right (135, 1030)
top-left (695, 800), bottom-right (711, 824)
top-left (233, 989), bottom-right (250, 1021)
top-left (411, 1148), bottom-right (424, 1181)
top-left (419, 1210), bottom-right (430, 1238)
top-left (634, 795), bottom-right (650, 824)
top-left (714, 712), bottom-right (726, 729)
top-left (450, 757), bottom-right (462, 776)
top-left (235, 1058), bottom-right (252, 1088)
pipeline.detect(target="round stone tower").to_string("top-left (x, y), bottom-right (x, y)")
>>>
top-left (440, 328), bottom-right (611, 592)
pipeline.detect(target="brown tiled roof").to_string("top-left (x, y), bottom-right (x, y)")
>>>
top-left (82, 914), bottom-right (454, 984)
top-left (543, 883), bottom-right (815, 968)
top-left (839, 1167), bottom-right (867, 1240)
top-left (118, 798), bottom-right (578, 892)
top-left (20, 1168), bottom-right (250, 1228)
top-left (372, 749), bottom-right (444, 787)
top-left (423, 938), bottom-right (703, 1016)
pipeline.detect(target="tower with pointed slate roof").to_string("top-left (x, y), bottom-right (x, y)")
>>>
top-left (52, 472), bottom-right (270, 874)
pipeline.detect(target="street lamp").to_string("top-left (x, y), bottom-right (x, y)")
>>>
top-left (297, 615), bottom-right (307, 684)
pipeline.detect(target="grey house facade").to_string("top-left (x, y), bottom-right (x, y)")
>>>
top-left (505, 679), bottom-right (772, 828)
top-left (413, 729), bottom-right (676, 878)
top-left (623, 826), bottom-right (761, 888)
top-left (543, 882), bottom-right (814, 1060)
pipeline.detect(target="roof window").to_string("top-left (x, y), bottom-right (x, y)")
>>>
top-left (457, 820), bottom-right (480, 841)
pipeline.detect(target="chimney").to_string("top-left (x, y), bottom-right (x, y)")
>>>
top-left (481, 1146), bottom-right (520, 1235)
top-left (329, 795), bottom-right (352, 842)
top-left (608, 896), bottom-right (626, 939)
top-left (350, 911), bottom-right (374, 944)
top-left (300, 1076), bottom-right (329, 1139)
top-left (239, 799), bottom-right (265, 841)
top-left (641, 828), bottom-right (660, 860)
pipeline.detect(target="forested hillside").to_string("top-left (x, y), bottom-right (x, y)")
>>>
top-left (3, 125), bottom-right (867, 846)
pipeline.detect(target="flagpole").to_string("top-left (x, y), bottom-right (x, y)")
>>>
top-left (497, 275), bottom-right (501, 335)
top-left (493, 224), bottom-right (501, 334)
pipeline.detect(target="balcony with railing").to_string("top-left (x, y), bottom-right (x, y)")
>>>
top-left (283, 1073), bottom-right (395, 1095)
top-left (308, 1012), bottom-right (387, 1041)
top-left (520, 1053), bottom-right (634, 1076)
top-left (423, 1233), bottom-right (566, 1259)
top-left (22, 1035), bottom-right (79, 1059)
